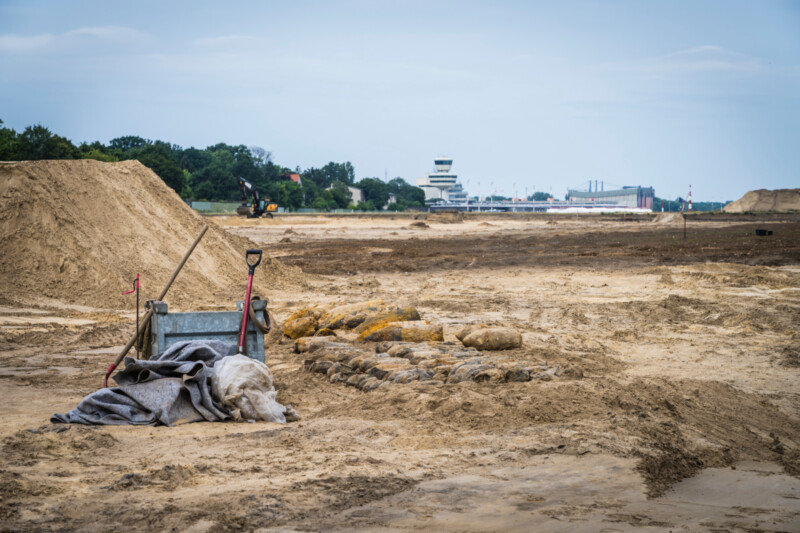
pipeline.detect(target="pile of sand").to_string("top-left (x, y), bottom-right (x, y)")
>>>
top-left (651, 213), bottom-right (682, 224)
top-left (428, 211), bottom-right (464, 224)
top-left (0, 160), bottom-right (300, 309)
top-left (723, 189), bottom-right (800, 213)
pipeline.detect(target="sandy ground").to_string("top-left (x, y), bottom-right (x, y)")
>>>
top-left (2, 213), bottom-right (799, 532)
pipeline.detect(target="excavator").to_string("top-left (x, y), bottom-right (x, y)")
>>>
top-left (237, 177), bottom-right (278, 218)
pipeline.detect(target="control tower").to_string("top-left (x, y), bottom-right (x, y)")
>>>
top-left (417, 157), bottom-right (458, 201)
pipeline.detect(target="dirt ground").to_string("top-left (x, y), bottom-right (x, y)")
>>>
top-left (2, 213), bottom-right (799, 532)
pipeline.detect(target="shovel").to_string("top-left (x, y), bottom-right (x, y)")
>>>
top-left (237, 249), bottom-right (262, 355)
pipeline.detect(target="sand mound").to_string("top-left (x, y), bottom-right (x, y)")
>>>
top-left (723, 188), bottom-right (800, 213)
top-left (0, 160), bottom-right (301, 309)
top-left (428, 211), bottom-right (463, 224)
top-left (652, 213), bottom-right (682, 224)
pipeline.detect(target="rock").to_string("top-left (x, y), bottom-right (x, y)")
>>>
top-left (455, 324), bottom-right (488, 341)
top-left (386, 344), bottom-right (414, 358)
top-left (368, 366), bottom-right (391, 380)
top-left (294, 338), bottom-right (352, 353)
top-left (326, 362), bottom-right (352, 377)
top-left (360, 378), bottom-right (382, 391)
top-left (447, 361), bottom-right (491, 383)
top-left (286, 305), bottom-right (328, 323)
top-left (461, 328), bottom-right (522, 350)
top-left (358, 321), bottom-right (444, 343)
top-left (309, 360), bottom-right (334, 374)
top-left (346, 374), bottom-right (372, 388)
top-left (407, 351), bottom-right (438, 364)
top-left (318, 299), bottom-right (387, 330)
top-left (474, 367), bottom-right (507, 383)
top-left (330, 371), bottom-right (355, 384)
top-left (348, 354), bottom-right (375, 370)
top-left (283, 316), bottom-right (317, 339)
top-left (314, 328), bottom-right (336, 337)
top-left (354, 306), bottom-right (421, 334)
top-left (556, 366), bottom-right (583, 378)
top-left (387, 368), bottom-right (434, 383)
top-left (374, 341), bottom-right (412, 353)
top-left (505, 367), bottom-right (532, 382)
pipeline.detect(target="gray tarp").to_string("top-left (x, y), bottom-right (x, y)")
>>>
top-left (51, 340), bottom-right (236, 426)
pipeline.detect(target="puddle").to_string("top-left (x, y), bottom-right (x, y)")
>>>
top-left (309, 456), bottom-right (800, 532)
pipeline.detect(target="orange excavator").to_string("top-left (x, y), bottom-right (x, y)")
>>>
top-left (236, 177), bottom-right (277, 218)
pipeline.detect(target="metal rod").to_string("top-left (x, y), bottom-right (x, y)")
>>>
top-left (104, 226), bottom-right (208, 387)
top-left (135, 274), bottom-right (139, 359)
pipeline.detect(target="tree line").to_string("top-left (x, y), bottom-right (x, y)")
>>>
top-left (0, 120), bottom-right (426, 211)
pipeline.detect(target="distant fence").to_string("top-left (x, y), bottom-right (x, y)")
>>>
top-left (190, 201), bottom-right (241, 213)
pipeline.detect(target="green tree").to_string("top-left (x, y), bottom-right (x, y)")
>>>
top-left (135, 144), bottom-right (186, 193)
top-left (312, 196), bottom-right (330, 211)
top-left (179, 147), bottom-right (212, 173)
top-left (303, 162), bottom-right (356, 188)
top-left (329, 181), bottom-right (353, 208)
top-left (357, 177), bottom-right (390, 208)
top-left (16, 124), bottom-right (78, 160)
top-left (528, 192), bottom-right (553, 201)
top-left (274, 181), bottom-right (303, 209)
top-left (193, 180), bottom-right (215, 201)
top-left (0, 120), bottom-right (18, 160)
top-left (80, 149), bottom-right (118, 162)
top-left (192, 150), bottom-right (236, 200)
top-left (388, 177), bottom-right (425, 207)
top-left (356, 200), bottom-right (376, 211)
top-left (109, 135), bottom-right (149, 153)
top-left (301, 179), bottom-right (319, 206)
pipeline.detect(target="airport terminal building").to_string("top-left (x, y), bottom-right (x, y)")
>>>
top-left (567, 186), bottom-right (654, 210)
top-left (417, 157), bottom-right (458, 201)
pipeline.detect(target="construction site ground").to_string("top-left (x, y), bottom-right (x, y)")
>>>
top-left (2, 213), bottom-right (800, 532)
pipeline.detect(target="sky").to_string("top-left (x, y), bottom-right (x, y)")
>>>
top-left (1, 0), bottom-right (798, 201)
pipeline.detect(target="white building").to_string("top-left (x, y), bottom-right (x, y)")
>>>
top-left (326, 184), bottom-right (364, 204)
top-left (447, 181), bottom-right (468, 203)
top-left (416, 157), bottom-right (458, 201)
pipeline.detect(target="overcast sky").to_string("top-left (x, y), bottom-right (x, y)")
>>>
top-left (1, 0), bottom-right (798, 201)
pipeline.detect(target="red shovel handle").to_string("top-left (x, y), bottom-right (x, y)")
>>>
top-left (238, 250), bottom-right (262, 354)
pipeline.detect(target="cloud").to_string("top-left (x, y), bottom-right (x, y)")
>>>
top-left (599, 45), bottom-right (762, 77)
top-left (192, 35), bottom-right (265, 48)
top-left (0, 33), bottom-right (54, 52)
top-left (0, 26), bottom-right (152, 53)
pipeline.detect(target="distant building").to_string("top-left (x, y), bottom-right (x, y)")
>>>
top-left (567, 186), bottom-right (654, 210)
top-left (325, 184), bottom-right (363, 204)
top-left (281, 172), bottom-right (302, 185)
top-left (348, 186), bottom-right (364, 203)
top-left (447, 181), bottom-right (468, 203)
top-left (417, 157), bottom-right (458, 201)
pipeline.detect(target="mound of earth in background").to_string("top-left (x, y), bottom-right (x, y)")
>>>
top-left (651, 213), bottom-right (682, 224)
top-left (427, 211), bottom-right (464, 224)
top-left (0, 160), bottom-right (300, 309)
top-left (723, 188), bottom-right (800, 213)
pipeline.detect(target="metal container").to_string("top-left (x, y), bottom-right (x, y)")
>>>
top-left (149, 299), bottom-right (269, 362)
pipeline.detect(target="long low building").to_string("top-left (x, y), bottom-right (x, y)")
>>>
top-left (567, 186), bottom-right (654, 209)
top-left (428, 201), bottom-right (652, 213)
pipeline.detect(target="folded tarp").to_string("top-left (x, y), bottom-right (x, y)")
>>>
top-left (52, 340), bottom-right (235, 426)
